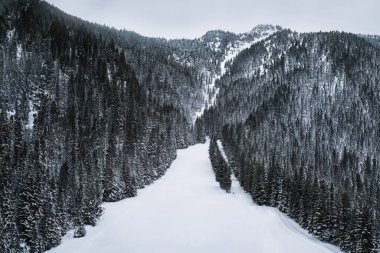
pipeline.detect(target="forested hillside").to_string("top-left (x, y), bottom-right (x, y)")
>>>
top-left (0, 0), bottom-right (198, 252)
top-left (200, 29), bottom-right (380, 252)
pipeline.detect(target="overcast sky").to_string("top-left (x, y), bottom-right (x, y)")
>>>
top-left (45, 0), bottom-right (379, 39)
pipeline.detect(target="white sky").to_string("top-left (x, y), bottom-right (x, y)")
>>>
top-left (45, 0), bottom-right (379, 39)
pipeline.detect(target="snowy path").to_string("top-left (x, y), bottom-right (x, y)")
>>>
top-left (48, 141), bottom-right (342, 253)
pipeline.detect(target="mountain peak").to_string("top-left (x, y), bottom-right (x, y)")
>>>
top-left (249, 24), bottom-right (283, 35)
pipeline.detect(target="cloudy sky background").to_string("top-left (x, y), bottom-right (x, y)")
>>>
top-left (46, 0), bottom-right (379, 39)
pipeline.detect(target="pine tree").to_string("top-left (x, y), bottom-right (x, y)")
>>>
top-left (209, 137), bottom-right (231, 192)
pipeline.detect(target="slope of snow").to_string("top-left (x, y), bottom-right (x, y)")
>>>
top-left (16, 44), bottom-right (23, 60)
top-left (7, 29), bottom-right (15, 41)
top-left (48, 141), bottom-right (342, 253)
top-left (26, 101), bottom-right (37, 130)
top-left (216, 140), bottom-right (229, 163)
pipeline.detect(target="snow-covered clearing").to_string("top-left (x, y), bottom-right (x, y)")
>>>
top-left (48, 141), bottom-right (342, 253)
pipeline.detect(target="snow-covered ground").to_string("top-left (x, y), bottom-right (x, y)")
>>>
top-left (48, 141), bottom-right (342, 253)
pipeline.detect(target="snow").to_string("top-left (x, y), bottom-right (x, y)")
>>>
top-left (16, 44), bottom-right (23, 60)
top-left (216, 140), bottom-right (229, 164)
top-left (6, 110), bottom-right (15, 119)
top-left (7, 29), bottom-right (15, 41)
top-left (48, 141), bottom-right (342, 253)
top-left (107, 66), bottom-right (112, 82)
top-left (26, 101), bottom-right (37, 130)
